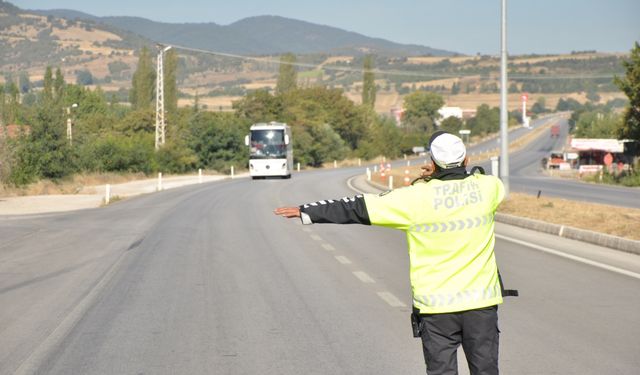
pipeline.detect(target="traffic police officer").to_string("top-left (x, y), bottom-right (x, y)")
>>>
top-left (275, 131), bottom-right (506, 375)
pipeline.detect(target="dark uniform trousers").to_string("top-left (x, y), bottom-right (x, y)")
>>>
top-left (419, 305), bottom-right (499, 375)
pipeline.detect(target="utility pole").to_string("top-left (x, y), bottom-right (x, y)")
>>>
top-left (499, 0), bottom-right (510, 196)
top-left (155, 45), bottom-right (171, 150)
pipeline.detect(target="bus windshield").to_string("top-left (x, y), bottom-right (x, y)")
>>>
top-left (250, 129), bottom-right (287, 159)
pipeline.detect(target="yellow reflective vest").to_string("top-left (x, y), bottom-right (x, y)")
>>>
top-left (364, 174), bottom-right (505, 314)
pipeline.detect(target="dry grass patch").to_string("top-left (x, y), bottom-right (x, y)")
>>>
top-left (499, 193), bottom-right (640, 240)
top-left (0, 173), bottom-right (150, 197)
top-left (51, 26), bottom-right (121, 43)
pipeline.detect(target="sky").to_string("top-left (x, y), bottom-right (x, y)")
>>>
top-left (9, 0), bottom-right (640, 55)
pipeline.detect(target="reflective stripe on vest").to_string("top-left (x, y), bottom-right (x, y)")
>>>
top-left (413, 285), bottom-right (502, 309)
top-left (408, 213), bottom-right (494, 233)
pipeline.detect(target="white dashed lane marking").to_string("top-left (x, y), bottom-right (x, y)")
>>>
top-left (353, 271), bottom-right (375, 283)
top-left (377, 292), bottom-right (406, 307)
top-left (301, 225), bottom-right (406, 310)
top-left (321, 243), bottom-right (335, 251)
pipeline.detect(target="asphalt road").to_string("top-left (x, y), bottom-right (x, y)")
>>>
top-left (1, 168), bottom-right (639, 374)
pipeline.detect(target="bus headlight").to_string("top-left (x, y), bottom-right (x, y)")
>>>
top-left (282, 163), bottom-right (286, 170)
top-left (249, 163), bottom-right (254, 170)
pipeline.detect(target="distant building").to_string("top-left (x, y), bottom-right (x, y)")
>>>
top-left (569, 138), bottom-right (639, 174)
top-left (438, 106), bottom-right (463, 121)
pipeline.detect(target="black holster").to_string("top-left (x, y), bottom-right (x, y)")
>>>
top-left (411, 307), bottom-right (422, 338)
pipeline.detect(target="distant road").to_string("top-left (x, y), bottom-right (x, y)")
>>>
top-left (1, 167), bottom-right (639, 374)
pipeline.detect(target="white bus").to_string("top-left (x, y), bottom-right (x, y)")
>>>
top-left (245, 122), bottom-right (293, 179)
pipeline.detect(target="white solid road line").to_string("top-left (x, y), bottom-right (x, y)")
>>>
top-left (496, 234), bottom-right (640, 280)
top-left (335, 255), bottom-right (352, 264)
top-left (14, 248), bottom-right (131, 375)
top-left (321, 243), bottom-right (336, 251)
top-left (377, 292), bottom-right (407, 307)
top-left (347, 176), bottom-right (366, 195)
top-left (353, 271), bottom-right (375, 283)
top-left (310, 234), bottom-right (322, 241)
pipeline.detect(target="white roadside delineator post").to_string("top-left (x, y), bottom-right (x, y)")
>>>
top-left (491, 156), bottom-right (499, 177)
top-left (388, 175), bottom-right (394, 190)
top-left (157, 172), bottom-right (163, 191)
top-left (198, 168), bottom-right (203, 183)
top-left (366, 167), bottom-right (371, 181)
top-left (105, 184), bottom-right (111, 205)
top-left (231, 166), bottom-right (235, 179)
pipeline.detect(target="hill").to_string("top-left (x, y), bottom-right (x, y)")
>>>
top-left (31, 9), bottom-right (454, 57)
top-left (0, 1), bottom-right (627, 116)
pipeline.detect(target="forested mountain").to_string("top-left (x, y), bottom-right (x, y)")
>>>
top-left (31, 8), bottom-right (454, 56)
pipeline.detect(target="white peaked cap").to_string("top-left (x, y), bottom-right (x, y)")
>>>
top-left (429, 132), bottom-right (466, 169)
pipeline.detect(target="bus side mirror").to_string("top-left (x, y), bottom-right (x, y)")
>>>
top-left (284, 134), bottom-right (290, 145)
top-left (244, 135), bottom-right (249, 146)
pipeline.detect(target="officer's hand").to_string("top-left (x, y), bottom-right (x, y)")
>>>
top-left (420, 162), bottom-right (435, 178)
top-left (274, 207), bottom-right (301, 218)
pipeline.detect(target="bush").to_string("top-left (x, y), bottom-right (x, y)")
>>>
top-left (78, 134), bottom-right (155, 174)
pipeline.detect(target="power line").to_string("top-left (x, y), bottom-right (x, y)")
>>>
top-left (169, 43), bottom-right (619, 81)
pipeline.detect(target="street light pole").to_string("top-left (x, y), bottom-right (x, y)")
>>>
top-left (155, 45), bottom-right (172, 150)
top-left (499, 0), bottom-right (510, 196)
top-left (65, 103), bottom-right (78, 145)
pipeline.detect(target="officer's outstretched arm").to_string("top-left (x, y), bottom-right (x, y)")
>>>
top-left (275, 195), bottom-right (371, 225)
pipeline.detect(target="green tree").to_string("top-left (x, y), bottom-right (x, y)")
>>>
top-left (467, 104), bottom-right (500, 136)
top-left (531, 97), bottom-right (547, 114)
top-left (614, 41), bottom-right (640, 141)
top-left (357, 117), bottom-right (402, 159)
top-left (402, 91), bottom-right (444, 133)
top-left (276, 53), bottom-right (298, 95)
top-left (10, 102), bottom-right (75, 184)
top-left (362, 55), bottom-right (376, 109)
top-left (440, 116), bottom-right (464, 134)
top-left (281, 87), bottom-right (365, 149)
top-left (75, 70), bottom-right (94, 86)
top-left (164, 48), bottom-right (178, 117)
top-left (233, 89), bottom-right (284, 124)
top-left (3, 81), bottom-right (20, 124)
top-left (451, 82), bottom-right (461, 95)
top-left (189, 111), bottom-right (249, 171)
top-left (18, 72), bottom-right (31, 94)
top-left (43, 66), bottom-right (53, 103)
top-left (130, 47), bottom-right (156, 110)
top-left (574, 111), bottom-right (622, 138)
top-left (54, 68), bottom-right (65, 99)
